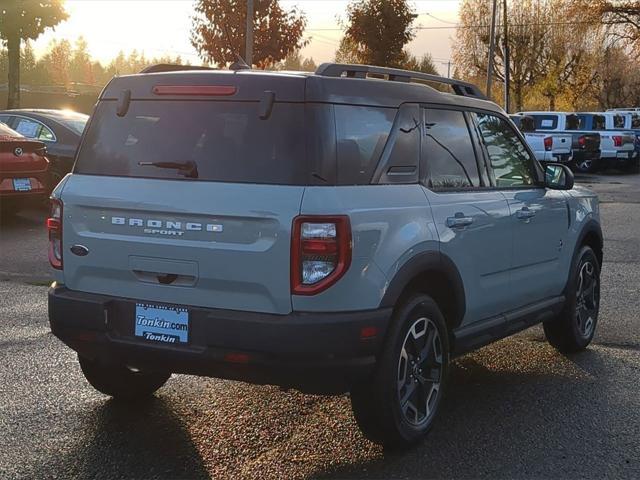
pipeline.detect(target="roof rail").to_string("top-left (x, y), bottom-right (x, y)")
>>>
top-left (315, 63), bottom-right (487, 100)
top-left (139, 64), bottom-right (217, 74)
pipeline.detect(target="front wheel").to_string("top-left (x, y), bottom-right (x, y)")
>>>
top-left (350, 294), bottom-right (449, 449)
top-left (78, 355), bottom-right (171, 400)
top-left (544, 246), bottom-right (600, 353)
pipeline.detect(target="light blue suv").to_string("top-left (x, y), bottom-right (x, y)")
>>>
top-left (47, 63), bottom-right (603, 448)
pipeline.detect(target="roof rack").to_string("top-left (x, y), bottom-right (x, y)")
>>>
top-left (315, 63), bottom-right (487, 100)
top-left (139, 64), bottom-right (217, 74)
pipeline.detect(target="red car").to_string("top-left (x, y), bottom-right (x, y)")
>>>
top-left (0, 122), bottom-right (50, 215)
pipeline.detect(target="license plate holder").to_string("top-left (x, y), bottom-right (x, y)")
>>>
top-left (12, 178), bottom-right (31, 191)
top-left (134, 303), bottom-right (189, 345)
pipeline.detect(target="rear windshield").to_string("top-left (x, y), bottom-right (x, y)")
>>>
top-left (75, 100), bottom-right (307, 184)
top-left (533, 115), bottom-right (558, 130)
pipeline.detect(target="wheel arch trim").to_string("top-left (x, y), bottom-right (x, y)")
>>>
top-left (379, 251), bottom-right (466, 330)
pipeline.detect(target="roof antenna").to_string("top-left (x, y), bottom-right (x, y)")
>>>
top-left (222, 23), bottom-right (251, 71)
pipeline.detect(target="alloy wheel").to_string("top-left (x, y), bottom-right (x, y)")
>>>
top-left (397, 317), bottom-right (443, 426)
top-left (576, 261), bottom-right (599, 338)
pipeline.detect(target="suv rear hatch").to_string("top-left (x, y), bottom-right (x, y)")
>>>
top-left (59, 71), bottom-right (311, 315)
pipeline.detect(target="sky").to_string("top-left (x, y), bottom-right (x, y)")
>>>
top-left (33, 0), bottom-right (462, 76)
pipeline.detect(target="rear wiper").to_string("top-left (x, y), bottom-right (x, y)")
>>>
top-left (138, 160), bottom-right (198, 179)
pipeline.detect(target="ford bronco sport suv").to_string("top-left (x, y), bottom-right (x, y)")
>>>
top-left (48, 63), bottom-right (603, 448)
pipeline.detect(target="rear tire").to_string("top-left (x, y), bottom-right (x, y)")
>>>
top-left (78, 355), bottom-right (171, 400)
top-left (350, 294), bottom-right (449, 449)
top-left (544, 246), bottom-right (600, 353)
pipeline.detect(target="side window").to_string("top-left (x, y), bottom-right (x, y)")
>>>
top-left (13, 118), bottom-right (42, 138)
top-left (376, 104), bottom-right (420, 184)
top-left (423, 109), bottom-right (480, 190)
top-left (593, 115), bottom-right (606, 130)
top-left (613, 115), bottom-right (625, 129)
top-left (335, 105), bottom-right (395, 184)
top-left (0, 115), bottom-right (11, 126)
top-left (37, 124), bottom-right (55, 142)
top-left (632, 115), bottom-right (640, 129)
top-left (474, 113), bottom-right (536, 188)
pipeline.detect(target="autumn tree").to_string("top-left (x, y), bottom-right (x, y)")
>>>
top-left (590, 0), bottom-right (640, 47)
top-left (190, 0), bottom-right (307, 68)
top-left (340, 0), bottom-right (417, 67)
top-left (0, 0), bottom-right (68, 108)
top-left (454, 0), bottom-right (554, 110)
top-left (275, 50), bottom-right (317, 71)
top-left (42, 39), bottom-right (72, 86)
top-left (404, 53), bottom-right (438, 74)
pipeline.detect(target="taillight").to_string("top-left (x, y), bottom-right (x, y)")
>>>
top-left (543, 136), bottom-right (553, 151)
top-left (613, 135), bottom-right (623, 147)
top-left (578, 136), bottom-right (586, 148)
top-left (47, 199), bottom-right (63, 269)
top-left (291, 216), bottom-right (351, 295)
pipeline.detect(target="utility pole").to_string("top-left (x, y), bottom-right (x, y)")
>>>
top-left (503, 0), bottom-right (510, 112)
top-left (447, 60), bottom-right (451, 78)
top-left (486, 0), bottom-right (498, 98)
top-left (245, 0), bottom-right (254, 67)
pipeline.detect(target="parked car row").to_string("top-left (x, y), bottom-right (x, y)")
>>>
top-left (0, 109), bottom-right (88, 215)
top-left (511, 110), bottom-right (640, 173)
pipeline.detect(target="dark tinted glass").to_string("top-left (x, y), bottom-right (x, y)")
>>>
top-left (533, 115), bottom-right (558, 130)
top-left (335, 105), bottom-right (395, 184)
top-left (474, 113), bottom-right (536, 188)
top-left (567, 114), bottom-right (583, 130)
top-left (423, 109), bottom-right (480, 190)
top-left (75, 100), bottom-right (308, 184)
top-left (632, 114), bottom-right (640, 129)
top-left (379, 104), bottom-right (420, 184)
top-left (613, 115), bottom-right (625, 128)
top-left (594, 115), bottom-right (606, 130)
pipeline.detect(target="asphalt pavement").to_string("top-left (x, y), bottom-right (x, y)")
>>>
top-left (1, 172), bottom-right (639, 479)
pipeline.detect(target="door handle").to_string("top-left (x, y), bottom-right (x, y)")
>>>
top-left (516, 207), bottom-right (536, 221)
top-left (446, 214), bottom-right (474, 228)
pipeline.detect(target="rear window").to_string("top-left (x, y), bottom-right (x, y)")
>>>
top-left (75, 100), bottom-right (307, 184)
top-left (533, 115), bottom-right (558, 130)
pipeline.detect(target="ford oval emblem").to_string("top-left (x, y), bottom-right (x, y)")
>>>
top-left (70, 244), bottom-right (90, 256)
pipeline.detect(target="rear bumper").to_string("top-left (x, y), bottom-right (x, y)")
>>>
top-left (572, 150), bottom-right (600, 162)
top-left (0, 170), bottom-right (50, 199)
top-left (48, 286), bottom-right (391, 394)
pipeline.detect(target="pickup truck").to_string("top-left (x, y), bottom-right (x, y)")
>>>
top-left (597, 111), bottom-right (640, 172)
top-left (575, 113), bottom-right (636, 171)
top-left (510, 114), bottom-right (572, 163)
top-left (518, 112), bottom-right (602, 173)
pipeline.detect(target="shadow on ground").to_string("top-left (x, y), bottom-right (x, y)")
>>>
top-left (22, 397), bottom-right (210, 479)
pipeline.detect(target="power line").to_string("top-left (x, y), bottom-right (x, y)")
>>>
top-left (306, 20), bottom-right (597, 32)
top-left (419, 12), bottom-right (459, 25)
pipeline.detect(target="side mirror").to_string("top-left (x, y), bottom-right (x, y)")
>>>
top-left (544, 163), bottom-right (574, 190)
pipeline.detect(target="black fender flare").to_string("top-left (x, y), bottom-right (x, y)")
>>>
top-left (563, 219), bottom-right (603, 294)
top-left (379, 251), bottom-right (466, 330)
